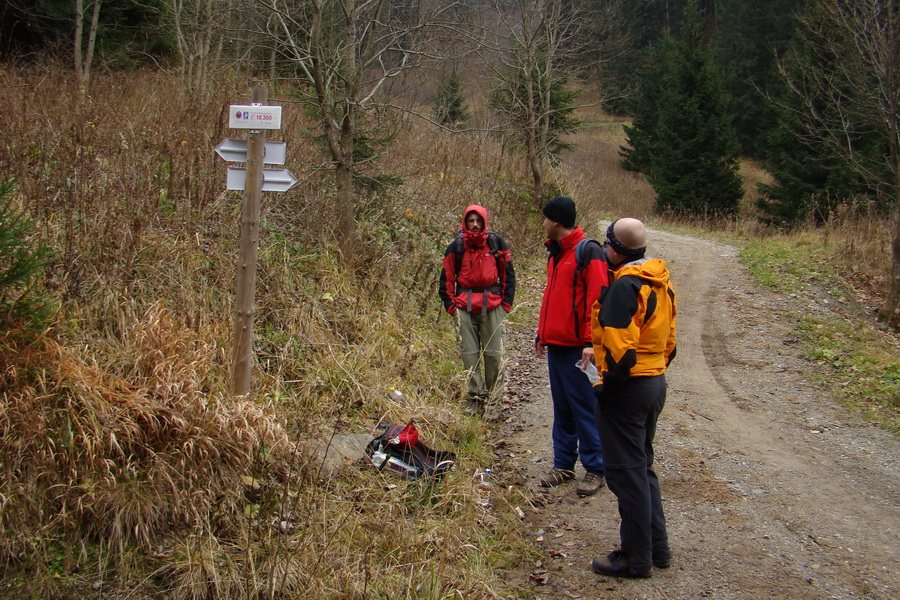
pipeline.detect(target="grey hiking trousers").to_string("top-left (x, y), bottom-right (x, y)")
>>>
top-left (456, 307), bottom-right (507, 405)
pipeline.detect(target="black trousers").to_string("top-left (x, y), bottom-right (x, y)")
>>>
top-left (595, 374), bottom-right (669, 573)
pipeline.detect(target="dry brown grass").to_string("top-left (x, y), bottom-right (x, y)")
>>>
top-left (0, 305), bottom-right (293, 587)
top-left (749, 200), bottom-right (893, 309)
top-left (555, 118), bottom-right (656, 223)
top-left (0, 63), bottom-right (538, 598)
top-left (737, 157), bottom-right (776, 213)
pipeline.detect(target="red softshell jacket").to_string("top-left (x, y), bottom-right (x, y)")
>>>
top-left (536, 227), bottom-right (609, 347)
top-left (438, 205), bottom-right (515, 315)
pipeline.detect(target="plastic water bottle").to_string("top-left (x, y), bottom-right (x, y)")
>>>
top-left (475, 469), bottom-right (494, 507)
top-left (576, 360), bottom-right (601, 385)
top-left (389, 387), bottom-right (405, 402)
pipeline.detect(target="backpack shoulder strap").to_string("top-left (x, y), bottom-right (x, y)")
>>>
top-left (453, 230), bottom-right (465, 272)
top-left (571, 238), bottom-right (606, 338)
top-left (487, 231), bottom-right (506, 266)
top-left (486, 231), bottom-right (500, 254)
top-left (575, 238), bottom-right (605, 272)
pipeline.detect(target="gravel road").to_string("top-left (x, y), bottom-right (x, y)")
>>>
top-left (498, 227), bottom-right (899, 600)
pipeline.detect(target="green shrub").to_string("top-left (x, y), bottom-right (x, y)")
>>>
top-left (0, 179), bottom-right (54, 334)
top-left (433, 71), bottom-right (469, 127)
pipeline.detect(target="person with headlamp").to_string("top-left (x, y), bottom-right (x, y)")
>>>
top-left (589, 218), bottom-right (678, 579)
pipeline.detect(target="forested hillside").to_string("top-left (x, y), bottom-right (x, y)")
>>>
top-left (3, 0), bottom-right (895, 323)
top-left (0, 1), bottom-right (897, 598)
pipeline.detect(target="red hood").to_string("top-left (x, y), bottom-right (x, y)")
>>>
top-left (462, 204), bottom-right (489, 230)
top-left (461, 204), bottom-right (489, 249)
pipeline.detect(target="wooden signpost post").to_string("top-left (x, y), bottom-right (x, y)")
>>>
top-left (217, 84), bottom-right (297, 396)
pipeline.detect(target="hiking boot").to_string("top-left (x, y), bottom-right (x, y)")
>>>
top-left (576, 472), bottom-right (606, 497)
top-left (539, 468), bottom-right (576, 488)
top-left (591, 550), bottom-right (651, 579)
top-left (653, 549), bottom-right (672, 569)
top-left (463, 398), bottom-right (484, 416)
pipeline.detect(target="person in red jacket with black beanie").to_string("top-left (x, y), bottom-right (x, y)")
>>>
top-left (439, 205), bottom-right (516, 417)
top-left (534, 196), bottom-right (609, 497)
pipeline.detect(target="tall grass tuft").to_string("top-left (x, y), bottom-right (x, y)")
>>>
top-left (0, 306), bottom-right (292, 561)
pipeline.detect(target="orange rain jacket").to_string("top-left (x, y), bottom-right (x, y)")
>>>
top-left (591, 257), bottom-right (677, 390)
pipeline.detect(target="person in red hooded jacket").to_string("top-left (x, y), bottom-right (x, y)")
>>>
top-left (439, 205), bottom-right (516, 416)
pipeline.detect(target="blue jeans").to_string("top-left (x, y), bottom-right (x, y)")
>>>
top-left (546, 345), bottom-right (604, 474)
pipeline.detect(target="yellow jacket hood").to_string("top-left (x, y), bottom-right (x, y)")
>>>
top-left (590, 256), bottom-right (677, 388)
top-left (614, 257), bottom-right (671, 287)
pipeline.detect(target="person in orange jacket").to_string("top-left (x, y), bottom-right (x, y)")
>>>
top-left (439, 205), bottom-right (515, 416)
top-left (589, 217), bottom-right (677, 578)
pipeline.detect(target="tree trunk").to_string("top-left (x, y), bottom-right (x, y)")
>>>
top-left (74, 0), bottom-right (101, 90)
top-left (336, 162), bottom-right (355, 258)
top-left (524, 54), bottom-right (543, 204)
top-left (84, 0), bottom-right (101, 86)
top-left (881, 9), bottom-right (900, 328)
top-left (528, 142), bottom-right (544, 205)
top-left (879, 194), bottom-right (900, 328)
top-left (336, 86), bottom-right (357, 258)
top-left (74, 0), bottom-right (84, 89)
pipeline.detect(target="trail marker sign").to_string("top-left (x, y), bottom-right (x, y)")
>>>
top-left (215, 138), bottom-right (286, 165)
top-left (224, 88), bottom-right (293, 397)
top-left (227, 167), bottom-right (298, 192)
top-left (229, 104), bottom-right (282, 130)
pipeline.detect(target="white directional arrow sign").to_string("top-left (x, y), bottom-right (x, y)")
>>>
top-left (227, 167), bottom-right (298, 192)
top-left (215, 138), bottom-right (286, 165)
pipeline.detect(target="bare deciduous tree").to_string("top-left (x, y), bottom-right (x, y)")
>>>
top-left (490, 0), bottom-right (577, 202)
top-left (74, 0), bottom-right (101, 90)
top-left (486, 0), bottom-right (625, 203)
top-left (778, 0), bottom-right (900, 326)
top-left (170, 0), bottom-right (234, 99)
top-left (257, 0), bottom-right (464, 258)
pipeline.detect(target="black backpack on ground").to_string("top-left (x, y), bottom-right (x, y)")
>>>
top-left (365, 422), bottom-right (456, 480)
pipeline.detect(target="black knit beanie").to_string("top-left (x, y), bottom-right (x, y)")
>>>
top-left (542, 196), bottom-right (576, 229)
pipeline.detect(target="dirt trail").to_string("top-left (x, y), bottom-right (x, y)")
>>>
top-left (500, 228), bottom-right (900, 600)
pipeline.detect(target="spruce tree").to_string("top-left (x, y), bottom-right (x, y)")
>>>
top-left (601, 0), bottom-right (683, 114)
top-left (714, 0), bottom-right (801, 156)
top-left (754, 0), bottom-right (884, 227)
top-left (756, 98), bottom-right (865, 226)
top-left (432, 71), bottom-right (469, 127)
top-left (0, 179), bottom-right (53, 333)
top-left (625, 3), bottom-right (743, 217)
top-left (620, 46), bottom-right (666, 173)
